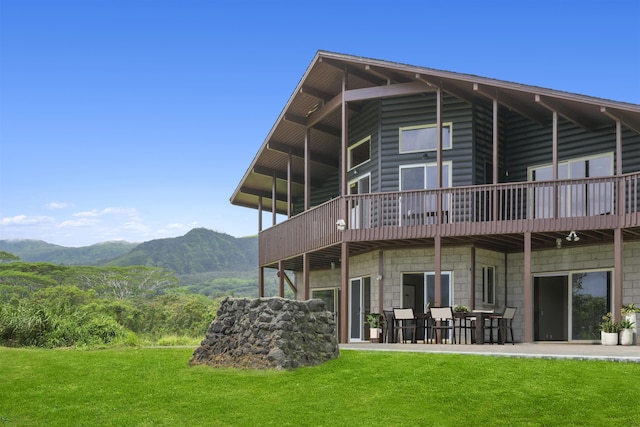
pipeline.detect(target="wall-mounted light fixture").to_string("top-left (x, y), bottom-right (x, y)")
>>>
top-left (566, 231), bottom-right (580, 242)
top-left (376, 274), bottom-right (383, 281)
top-left (336, 219), bottom-right (346, 232)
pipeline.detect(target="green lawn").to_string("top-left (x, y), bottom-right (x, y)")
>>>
top-left (1, 347), bottom-right (638, 426)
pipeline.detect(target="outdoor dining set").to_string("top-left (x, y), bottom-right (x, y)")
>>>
top-left (377, 306), bottom-right (517, 345)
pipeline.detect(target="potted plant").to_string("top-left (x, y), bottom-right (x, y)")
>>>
top-left (619, 318), bottom-right (635, 346)
top-left (454, 305), bottom-right (469, 313)
top-left (366, 313), bottom-right (383, 343)
top-left (600, 312), bottom-right (620, 345)
top-left (621, 303), bottom-right (639, 345)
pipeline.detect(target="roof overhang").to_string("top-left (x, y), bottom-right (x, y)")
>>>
top-left (230, 50), bottom-right (640, 213)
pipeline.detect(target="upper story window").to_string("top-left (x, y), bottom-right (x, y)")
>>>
top-left (399, 123), bottom-right (452, 153)
top-left (528, 152), bottom-right (613, 218)
top-left (348, 136), bottom-right (371, 170)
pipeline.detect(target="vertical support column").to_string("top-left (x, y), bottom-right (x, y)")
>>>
top-left (340, 241), bottom-right (349, 343)
top-left (523, 231), bottom-right (532, 343)
top-left (504, 253), bottom-right (509, 307)
top-left (470, 246), bottom-right (476, 310)
top-left (287, 151), bottom-right (292, 218)
top-left (614, 120), bottom-right (623, 322)
top-left (303, 253), bottom-right (310, 301)
top-left (258, 195), bottom-right (263, 232)
top-left (257, 197), bottom-right (264, 298)
top-left (271, 173), bottom-right (277, 226)
top-left (258, 266), bottom-right (265, 297)
top-left (492, 99), bottom-right (499, 220)
top-left (378, 250), bottom-right (384, 314)
top-left (278, 261), bottom-right (284, 298)
top-left (552, 111), bottom-right (559, 219)
top-left (434, 88), bottom-right (443, 299)
top-left (434, 235), bottom-right (442, 305)
top-left (614, 227), bottom-right (624, 322)
top-left (339, 71), bottom-right (349, 344)
top-left (305, 128), bottom-right (311, 211)
top-left (492, 99), bottom-right (499, 185)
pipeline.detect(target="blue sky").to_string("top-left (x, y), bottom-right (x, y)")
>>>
top-left (1, 0), bottom-right (639, 247)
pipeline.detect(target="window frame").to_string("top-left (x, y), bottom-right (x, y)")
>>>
top-left (482, 265), bottom-right (496, 306)
top-left (348, 136), bottom-right (372, 170)
top-left (399, 122), bottom-right (453, 154)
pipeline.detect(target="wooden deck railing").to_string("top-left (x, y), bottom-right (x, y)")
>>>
top-left (259, 173), bottom-right (640, 266)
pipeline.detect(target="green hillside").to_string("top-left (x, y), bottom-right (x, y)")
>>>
top-left (104, 228), bottom-right (257, 274)
top-left (0, 239), bottom-right (137, 265)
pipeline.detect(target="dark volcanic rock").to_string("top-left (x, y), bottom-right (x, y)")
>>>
top-left (190, 297), bottom-right (339, 370)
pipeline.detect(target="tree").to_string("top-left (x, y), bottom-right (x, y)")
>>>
top-left (0, 251), bottom-right (20, 263)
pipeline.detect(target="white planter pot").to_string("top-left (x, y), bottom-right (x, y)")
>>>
top-left (620, 329), bottom-right (634, 346)
top-left (369, 328), bottom-right (380, 342)
top-left (601, 331), bottom-right (619, 346)
top-left (623, 313), bottom-right (637, 345)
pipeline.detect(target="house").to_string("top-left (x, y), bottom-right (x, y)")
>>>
top-left (230, 51), bottom-right (640, 344)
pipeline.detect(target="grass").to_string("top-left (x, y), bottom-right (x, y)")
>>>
top-left (1, 347), bottom-right (639, 426)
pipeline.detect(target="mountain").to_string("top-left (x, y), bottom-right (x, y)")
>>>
top-left (104, 228), bottom-right (257, 274)
top-left (0, 239), bottom-right (138, 265)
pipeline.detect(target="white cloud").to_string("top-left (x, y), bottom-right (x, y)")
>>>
top-left (0, 215), bottom-right (55, 226)
top-left (73, 209), bottom-right (100, 218)
top-left (45, 202), bottom-right (69, 210)
top-left (1, 206), bottom-right (202, 247)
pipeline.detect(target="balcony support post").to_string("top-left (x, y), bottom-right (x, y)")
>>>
top-left (278, 260), bottom-right (285, 297)
top-left (614, 228), bottom-right (623, 322)
top-left (303, 253), bottom-right (310, 301)
top-left (523, 231), bottom-right (533, 343)
top-left (339, 70), bottom-right (350, 344)
top-left (305, 128), bottom-right (311, 210)
top-left (434, 235), bottom-right (442, 305)
top-left (287, 151), bottom-right (292, 218)
top-left (258, 266), bottom-right (265, 298)
top-left (340, 241), bottom-right (349, 343)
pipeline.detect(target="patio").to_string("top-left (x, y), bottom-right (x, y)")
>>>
top-left (339, 342), bottom-right (640, 363)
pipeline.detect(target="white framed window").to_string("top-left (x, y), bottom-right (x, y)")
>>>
top-left (528, 152), bottom-right (613, 219)
top-left (399, 162), bottom-right (452, 225)
top-left (399, 123), bottom-right (452, 153)
top-left (482, 266), bottom-right (496, 305)
top-left (348, 136), bottom-right (371, 170)
top-left (348, 173), bottom-right (371, 229)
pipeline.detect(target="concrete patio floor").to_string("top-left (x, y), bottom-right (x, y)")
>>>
top-left (340, 342), bottom-right (640, 363)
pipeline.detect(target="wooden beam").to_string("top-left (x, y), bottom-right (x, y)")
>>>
top-left (307, 93), bottom-right (342, 127)
top-left (475, 83), bottom-right (547, 126)
top-left (536, 94), bottom-right (597, 131)
top-left (239, 186), bottom-right (289, 203)
top-left (283, 112), bottom-right (341, 137)
top-left (320, 57), bottom-right (386, 86)
top-left (344, 81), bottom-right (432, 102)
top-left (365, 64), bottom-right (413, 84)
top-left (252, 165), bottom-right (305, 185)
top-left (267, 140), bottom-right (338, 168)
top-left (299, 84), bottom-right (333, 102)
top-left (601, 107), bottom-right (640, 135)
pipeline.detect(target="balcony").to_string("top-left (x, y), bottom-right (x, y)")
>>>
top-left (259, 173), bottom-right (640, 267)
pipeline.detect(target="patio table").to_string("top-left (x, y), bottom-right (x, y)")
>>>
top-left (453, 311), bottom-right (496, 344)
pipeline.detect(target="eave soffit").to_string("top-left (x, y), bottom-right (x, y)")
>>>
top-left (230, 50), bottom-right (640, 208)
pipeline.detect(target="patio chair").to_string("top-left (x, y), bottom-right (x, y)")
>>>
top-left (393, 308), bottom-right (417, 343)
top-left (456, 312), bottom-right (475, 344)
top-left (429, 307), bottom-right (456, 344)
top-left (382, 310), bottom-right (395, 343)
top-left (484, 307), bottom-right (517, 344)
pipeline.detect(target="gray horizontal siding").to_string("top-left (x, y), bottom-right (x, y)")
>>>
top-left (504, 114), bottom-right (625, 182)
top-left (379, 93), bottom-right (474, 192)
